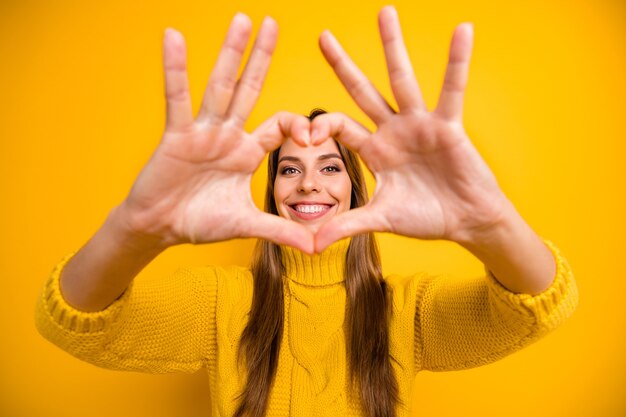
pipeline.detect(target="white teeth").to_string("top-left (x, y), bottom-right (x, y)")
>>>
top-left (295, 204), bottom-right (328, 214)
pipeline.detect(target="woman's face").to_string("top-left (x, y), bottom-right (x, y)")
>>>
top-left (274, 138), bottom-right (352, 233)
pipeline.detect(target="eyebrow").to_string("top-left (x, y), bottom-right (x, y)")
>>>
top-left (278, 153), bottom-right (343, 164)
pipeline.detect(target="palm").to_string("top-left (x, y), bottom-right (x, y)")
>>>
top-left (312, 7), bottom-right (510, 251)
top-left (368, 113), bottom-right (506, 239)
top-left (120, 15), bottom-right (313, 252)
top-left (126, 128), bottom-right (257, 243)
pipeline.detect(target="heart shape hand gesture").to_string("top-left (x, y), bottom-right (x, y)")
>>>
top-left (120, 7), bottom-right (512, 255)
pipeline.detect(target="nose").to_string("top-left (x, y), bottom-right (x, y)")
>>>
top-left (298, 171), bottom-right (321, 193)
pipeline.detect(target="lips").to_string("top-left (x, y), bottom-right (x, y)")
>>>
top-left (288, 202), bottom-right (334, 220)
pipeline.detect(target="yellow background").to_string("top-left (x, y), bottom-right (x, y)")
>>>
top-left (1, 0), bottom-right (624, 416)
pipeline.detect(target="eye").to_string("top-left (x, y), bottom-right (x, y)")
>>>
top-left (322, 165), bottom-right (341, 173)
top-left (280, 166), bottom-right (300, 175)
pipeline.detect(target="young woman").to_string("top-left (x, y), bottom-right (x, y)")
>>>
top-left (35, 7), bottom-right (578, 417)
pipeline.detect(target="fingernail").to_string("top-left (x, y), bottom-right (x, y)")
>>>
top-left (263, 15), bottom-right (277, 26)
top-left (383, 5), bottom-right (398, 18)
top-left (315, 242), bottom-right (327, 254)
top-left (305, 240), bottom-right (315, 255)
top-left (301, 129), bottom-right (310, 145)
top-left (232, 12), bottom-right (251, 28)
top-left (321, 30), bottom-right (337, 46)
top-left (164, 27), bottom-right (178, 39)
top-left (310, 128), bottom-right (320, 143)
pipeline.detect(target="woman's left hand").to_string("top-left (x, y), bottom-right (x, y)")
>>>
top-left (311, 6), bottom-right (515, 252)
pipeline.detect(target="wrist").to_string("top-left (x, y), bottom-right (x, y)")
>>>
top-left (107, 203), bottom-right (173, 253)
top-left (452, 204), bottom-right (556, 295)
top-left (450, 198), bottom-right (520, 248)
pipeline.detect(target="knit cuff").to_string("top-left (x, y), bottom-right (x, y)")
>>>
top-left (484, 239), bottom-right (579, 325)
top-left (37, 252), bottom-right (133, 333)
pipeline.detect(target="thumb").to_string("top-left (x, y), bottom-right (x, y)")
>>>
top-left (314, 206), bottom-right (386, 252)
top-left (246, 211), bottom-right (315, 254)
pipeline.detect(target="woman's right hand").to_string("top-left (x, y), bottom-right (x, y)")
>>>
top-left (116, 14), bottom-right (314, 253)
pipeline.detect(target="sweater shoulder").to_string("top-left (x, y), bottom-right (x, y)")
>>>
top-left (185, 264), bottom-right (254, 313)
top-left (207, 264), bottom-right (253, 292)
top-left (383, 271), bottom-right (429, 314)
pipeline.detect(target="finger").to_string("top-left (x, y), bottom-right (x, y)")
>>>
top-left (252, 112), bottom-right (311, 152)
top-left (434, 23), bottom-right (474, 122)
top-left (309, 112), bottom-right (370, 152)
top-left (314, 206), bottom-right (387, 252)
top-left (163, 28), bottom-right (194, 131)
top-left (197, 13), bottom-right (253, 122)
top-left (247, 211), bottom-right (315, 254)
top-left (227, 16), bottom-right (278, 125)
top-left (319, 30), bottom-right (394, 124)
top-left (378, 6), bottom-right (425, 110)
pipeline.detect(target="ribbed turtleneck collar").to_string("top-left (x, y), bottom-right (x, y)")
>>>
top-left (280, 238), bottom-right (350, 286)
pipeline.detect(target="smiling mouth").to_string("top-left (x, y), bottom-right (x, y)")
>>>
top-left (288, 203), bottom-right (334, 220)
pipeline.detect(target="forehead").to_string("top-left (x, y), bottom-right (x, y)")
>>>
top-left (278, 138), bottom-right (341, 160)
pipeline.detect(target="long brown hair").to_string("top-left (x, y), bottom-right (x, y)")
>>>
top-left (234, 109), bottom-right (400, 417)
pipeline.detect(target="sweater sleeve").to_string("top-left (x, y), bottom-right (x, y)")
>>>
top-left (34, 253), bottom-right (218, 374)
top-left (415, 239), bottom-right (578, 372)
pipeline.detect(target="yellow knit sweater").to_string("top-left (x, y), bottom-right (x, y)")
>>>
top-left (34, 239), bottom-right (578, 416)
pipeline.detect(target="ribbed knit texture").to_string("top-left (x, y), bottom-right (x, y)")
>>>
top-left (35, 238), bottom-right (578, 416)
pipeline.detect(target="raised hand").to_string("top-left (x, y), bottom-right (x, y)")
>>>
top-left (118, 14), bottom-right (314, 253)
top-left (311, 6), bottom-right (514, 252)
